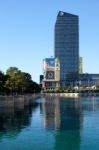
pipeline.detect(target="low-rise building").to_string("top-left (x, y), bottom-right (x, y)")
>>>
top-left (79, 74), bottom-right (99, 87)
top-left (42, 57), bottom-right (60, 90)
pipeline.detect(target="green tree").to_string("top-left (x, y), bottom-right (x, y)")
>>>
top-left (5, 67), bottom-right (41, 94)
top-left (0, 71), bottom-right (8, 94)
top-left (6, 67), bottom-right (19, 76)
top-left (0, 71), bottom-right (4, 93)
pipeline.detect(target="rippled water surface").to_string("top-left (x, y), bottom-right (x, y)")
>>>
top-left (0, 96), bottom-right (99, 150)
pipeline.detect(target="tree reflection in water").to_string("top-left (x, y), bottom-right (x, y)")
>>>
top-left (0, 101), bottom-right (39, 139)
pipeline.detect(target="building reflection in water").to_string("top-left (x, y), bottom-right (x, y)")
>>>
top-left (42, 96), bottom-right (83, 150)
top-left (55, 97), bottom-right (83, 150)
top-left (42, 96), bottom-right (60, 130)
top-left (81, 96), bottom-right (99, 112)
top-left (42, 96), bottom-right (83, 130)
top-left (59, 97), bottom-right (83, 130)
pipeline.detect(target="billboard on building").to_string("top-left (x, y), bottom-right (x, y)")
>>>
top-left (43, 58), bottom-right (55, 70)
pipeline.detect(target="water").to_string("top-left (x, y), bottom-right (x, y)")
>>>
top-left (0, 96), bottom-right (99, 150)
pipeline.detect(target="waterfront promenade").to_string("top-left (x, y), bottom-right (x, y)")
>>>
top-left (0, 94), bottom-right (41, 108)
top-left (43, 92), bottom-right (99, 97)
top-left (1, 92), bottom-right (99, 108)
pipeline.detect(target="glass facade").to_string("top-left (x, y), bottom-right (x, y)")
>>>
top-left (55, 11), bottom-right (79, 86)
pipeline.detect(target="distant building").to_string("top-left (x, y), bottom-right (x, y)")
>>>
top-left (39, 75), bottom-right (44, 87)
top-left (79, 74), bottom-right (99, 86)
top-left (55, 11), bottom-right (79, 87)
top-left (42, 57), bottom-right (60, 90)
top-left (41, 11), bottom-right (99, 89)
top-left (79, 57), bottom-right (83, 74)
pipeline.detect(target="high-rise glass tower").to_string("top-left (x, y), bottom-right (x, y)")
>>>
top-left (55, 11), bottom-right (79, 86)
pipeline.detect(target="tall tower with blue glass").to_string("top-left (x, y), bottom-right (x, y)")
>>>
top-left (55, 11), bottom-right (79, 86)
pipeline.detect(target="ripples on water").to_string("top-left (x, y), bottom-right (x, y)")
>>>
top-left (0, 96), bottom-right (99, 150)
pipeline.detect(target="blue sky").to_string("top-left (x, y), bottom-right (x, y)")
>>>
top-left (0, 0), bottom-right (99, 83)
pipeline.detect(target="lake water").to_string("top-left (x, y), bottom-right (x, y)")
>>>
top-left (0, 96), bottom-right (99, 150)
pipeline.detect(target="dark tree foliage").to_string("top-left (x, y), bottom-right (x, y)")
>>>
top-left (0, 67), bottom-right (41, 95)
top-left (0, 71), bottom-right (8, 94)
